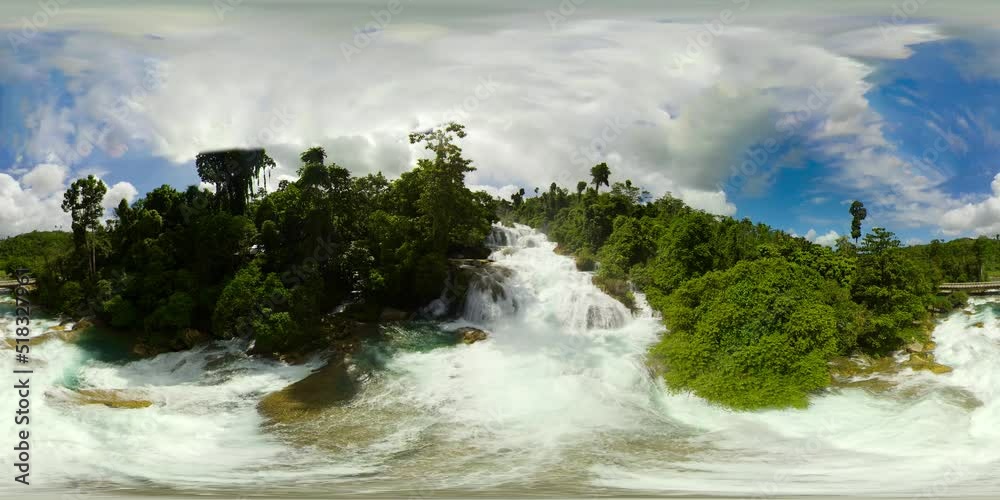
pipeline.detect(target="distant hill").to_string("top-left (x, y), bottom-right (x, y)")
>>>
top-left (0, 231), bottom-right (72, 278)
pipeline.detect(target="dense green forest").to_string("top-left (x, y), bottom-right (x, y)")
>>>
top-left (0, 231), bottom-right (72, 278)
top-left (501, 162), bottom-right (985, 409)
top-left (7, 125), bottom-right (997, 409)
top-left (25, 123), bottom-right (497, 355)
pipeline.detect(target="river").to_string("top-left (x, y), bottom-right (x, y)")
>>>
top-left (2, 224), bottom-right (999, 498)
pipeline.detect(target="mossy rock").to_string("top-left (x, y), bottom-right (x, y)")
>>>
top-left (454, 327), bottom-right (489, 344)
top-left (903, 352), bottom-right (953, 375)
top-left (258, 361), bottom-right (357, 425)
top-left (828, 355), bottom-right (900, 382)
top-left (59, 389), bottom-right (153, 409)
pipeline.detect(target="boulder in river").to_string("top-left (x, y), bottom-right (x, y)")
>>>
top-left (903, 352), bottom-right (953, 374)
top-left (258, 361), bottom-right (357, 424)
top-left (54, 389), bottom-right (153, 409)
top-left (180, 328), bottom-right (209, 349)
top-left (455, 327), bottom-right (489, 344)
top-left (379, 307), bottom-right (411, 322)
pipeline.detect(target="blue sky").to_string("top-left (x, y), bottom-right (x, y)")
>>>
top-left (2, 1), bottom-right (1000, 243)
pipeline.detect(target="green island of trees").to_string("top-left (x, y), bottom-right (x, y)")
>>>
top-left (4, 124), bottom-right (995, 410)
top-left (499, 166), bottom-right (987, 409)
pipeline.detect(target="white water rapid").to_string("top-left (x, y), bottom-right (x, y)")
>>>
top-left (1, 223), bottom-right (999, 498)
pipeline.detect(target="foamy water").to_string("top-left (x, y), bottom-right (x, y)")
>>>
top-left (1, 225), bottom-right (999, 498)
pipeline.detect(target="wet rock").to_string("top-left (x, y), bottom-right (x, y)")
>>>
top-left (57, 389), bottom-right (153, 409)
top-left (828, 355), bottom-right (901, 393)
top-left (903, 352), bottom-right (953, 375)
top-left (974, 321), bottom-right (985, 328)
top-left (929, 364), bottom-right (954, 374)
top-left (454, 327), bottom-right (489, 344)
top-left (258, 361), bottom-right (357, 424)
top-left (829, 355), bottom-right (900, 379)
top-left (379, 307), bottom-right (411, 322)
top-left (180, 328), bottom-right (209, 349)
top-left (905, 341), bottom-right (927, 353)
top-left (132, 340), bottom-right (169, 358)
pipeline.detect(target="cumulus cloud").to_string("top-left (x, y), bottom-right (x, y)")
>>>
top-left (102, 181), bottom-right (139, 210)
top-left (21, 163), bottom-right (68, 195)
top-left (0, 3), bottom-right (985, 237)
top-left (0, 173), bottom-right (70, 236)
top-left (803, 228), bottom-right (842, 247)
top-left (939, 173), bottom-right (1000, 236)
top-left (0, 171), bottom-right (138, 237)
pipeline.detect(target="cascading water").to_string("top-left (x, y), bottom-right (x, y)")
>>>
top-left (2, 224), bottom-right (1000, 498)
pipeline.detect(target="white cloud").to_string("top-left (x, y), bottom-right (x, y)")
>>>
top-left (825, 24), bottom-right (945, 59)
top-left (102, 181), bottom-right (138, 210)
top-left (20, 163), bottom-right (68, 195)
top-left (469, 184), bottom-right (520, 200)
top-left (939, 173), bottom-right (1000, 236)
top-left (0, 173), bottom-right (70, 236)
top-left (11, 15), bottom-right (933, 221)
top-left (5, 4), bottom-right (992, 236)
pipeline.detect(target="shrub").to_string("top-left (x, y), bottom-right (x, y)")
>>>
top-left (575, 252), bottom-right (597, 272)
top-left (650, 258), bottom-right (863, 410)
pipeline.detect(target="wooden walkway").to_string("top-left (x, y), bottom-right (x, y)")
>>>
top-left (939, 281), bottom-right (1000, 294)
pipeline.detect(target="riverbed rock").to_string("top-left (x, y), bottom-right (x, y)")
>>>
top-left (905, 341), bottom-right (927, 353)
top-left (828, 355), bottom-right (902, 393)
top-left (58, 389), bottom-right (153, 409)
top-left (455, 327), bottom-right (489, 344)
top-left (974, 321), bottom-right (985, 328)
top-left (379, 307), bottom-right (411, 322)
top-left (132, 340), bottom-right (169, 358)
top-left (902, 352), bottom-right (953, 375)
top-left (180, 328), bottom-right (209, 349)
top-left (258, 361), bottom-right (357, 424)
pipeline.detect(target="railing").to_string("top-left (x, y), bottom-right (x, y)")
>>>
top-left (939, 281), bottom-right (1000, 291)
top-left (0, 279), bottom-right (35, 289)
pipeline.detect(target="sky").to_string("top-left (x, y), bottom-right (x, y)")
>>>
top-left (2, 0), bottom-right (1000, 246)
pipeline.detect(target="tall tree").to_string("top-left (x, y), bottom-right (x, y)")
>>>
top-left (408, 123), bottom-right (477, 253)
top-left (61, 175), bottom-right (107, 278)
top-left (849, 200), bottom-right (868, 243)
top-left (511, 188), bottom-right (525, 208)
top-left (195, 149), bottom-right (276, 216)
top-left (591, 162), bottom-right (611, 191)
top-left (299, 147), bottom-right (327, 166)
top-left (576, 181), bottom-right (587, 198)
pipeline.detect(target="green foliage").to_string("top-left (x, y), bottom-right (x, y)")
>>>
top-left (849, 200), bottom-right (867, 242)
top-left (651, 258), bottom-right (863, 410)
top-left (590, 162), bottom-right (611, 191)
top-left (503, 164), bottom-right (960, 409)
top-left (31, 124), bottom-right (496, 357)
top-left (0, 231), bottom-right (72, 278)
top-left (195, 149), bottom-right (275, 216)
top-left (574, 251), bottom-right (596, 272)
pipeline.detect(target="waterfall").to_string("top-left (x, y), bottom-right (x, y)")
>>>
top-left (4, 225), bottom-right (1000, 497)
